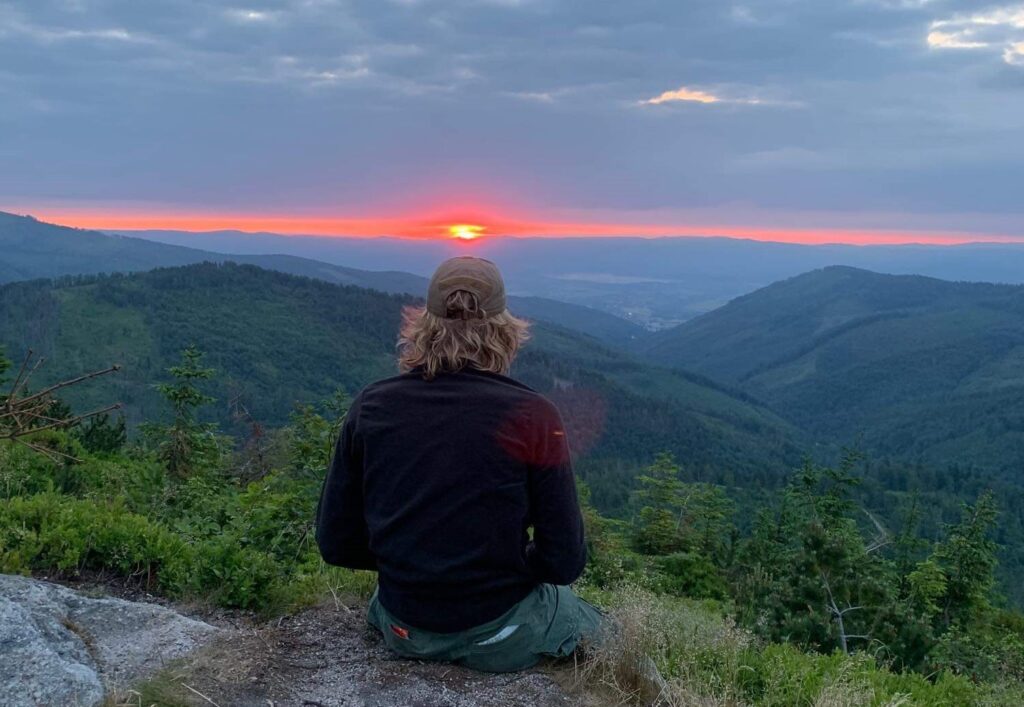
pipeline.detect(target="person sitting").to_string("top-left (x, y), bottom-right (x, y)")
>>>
top-left (316, 255), bottom-right (602, 673)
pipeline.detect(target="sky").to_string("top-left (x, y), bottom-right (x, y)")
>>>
top-left (1, 0), bottom-right (1024, 244)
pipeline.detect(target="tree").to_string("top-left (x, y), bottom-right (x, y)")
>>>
top-left (904, 493), bottom-right (1010, 680)
top-left (577, 476), bottom-right (636, 588)
top-left (688, 482), bottom-right (735, 564)
top-left (0, 347), bottom-right (10, 389)
top-left (631, 452), bottom-right (734, 561)
top-left (149, 344), bottom-right (219, 477)
top-left (735, 455), bottom-right (895, 655)
top-left (76, 413), bottom-right (127, 455)
top-left (932, 492), bottom-right (999, 631)
top-left (288, 389), bottom-right (349, 479)
top-left (632, 452), bottom-right (687, 555)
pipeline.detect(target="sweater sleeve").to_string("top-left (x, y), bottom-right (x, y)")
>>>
top-left (315, 397), bottom-right (378, 570)
top-left (524, 398), bottom-right (587, 586)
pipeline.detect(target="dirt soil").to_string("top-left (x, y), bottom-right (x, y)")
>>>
top-left (41, 572), bottom-right (600, 707)
top-left (111, 599), bottom-right (593, 707)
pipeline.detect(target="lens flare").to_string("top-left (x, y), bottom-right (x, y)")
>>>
top-left (448, 224), bottom-right (485, 241)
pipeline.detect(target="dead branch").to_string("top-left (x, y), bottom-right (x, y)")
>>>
top-left (13, 438), bottom-right (81, 463)
top-left (7, 349), bottom-right (36, 399)
top-left (4, 403), bottom-right (123, 439)
top-left (820, 569), bottom-right (867, 655)
top-left (11, 363), bottom-right (122, 409)
top-left (1, 351), bottom-right (122, 450)
top-left (863, 508), bottom-right (892, 554)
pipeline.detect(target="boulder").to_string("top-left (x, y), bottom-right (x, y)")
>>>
top-left (0, 574), bottom-right (218, 707)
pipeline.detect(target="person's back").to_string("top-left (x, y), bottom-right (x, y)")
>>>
top-left (316, 256), bottom-right (601, 672)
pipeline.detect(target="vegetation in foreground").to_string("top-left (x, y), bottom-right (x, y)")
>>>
top-left (2, 345), bottom-right (1024, 705)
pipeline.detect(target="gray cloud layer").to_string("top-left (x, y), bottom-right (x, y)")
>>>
top-left (1, 0), bottom-right (1023, 228)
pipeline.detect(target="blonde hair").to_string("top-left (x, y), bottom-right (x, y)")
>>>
top-left (398, 290), bottom-right (530, 379)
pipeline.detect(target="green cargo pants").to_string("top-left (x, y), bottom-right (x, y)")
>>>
top-left (367, 584), bottom-right (604, 673)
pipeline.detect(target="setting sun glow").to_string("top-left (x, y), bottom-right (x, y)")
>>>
top-left (7, 205), bottom-right (1022, 246)
top-left (448, 224), bottom-right (485, 241)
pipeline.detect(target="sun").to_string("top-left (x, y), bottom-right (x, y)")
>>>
top-left (448, 224), bottom-right (486, 241)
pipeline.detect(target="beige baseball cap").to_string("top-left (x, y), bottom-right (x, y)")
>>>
top-left (426, 256), bottom-right (507, 319)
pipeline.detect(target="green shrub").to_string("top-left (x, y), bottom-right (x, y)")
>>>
top-left (186, 535), bottom-right (286, 610)
top-left (0, 492), bottom-right (290, 610)
top-left (0, 435), bottom-right (77, 499)
top-left (0, 493), bottom-right (188, 582)
top-left (653, 551), bottom-right (728, 600)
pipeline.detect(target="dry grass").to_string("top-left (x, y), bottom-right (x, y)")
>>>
top-left (572, 586), bottom-right (751, 706)
top-left (809, 658), bottom-right (912, 707)
top-left (568, 587), bottom-right (926, 707)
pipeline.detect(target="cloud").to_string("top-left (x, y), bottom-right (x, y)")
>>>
top-left (224, 9), bottom-right (285, 25)
top-left (729, 6), bottom-right (757, 24)
top-left (642, 85), bottom-right (721, 105)
top-left (2, 0), bottom-right (1024, 224)
top-left (928, 4), bottom-right (1024, 65)
top-left (927, 30), bottom-right (989, 49)
top-left (1007, 41), bottom-right (1024, 65)
top-left (505, 90), bottom-right (556, 103)
top-left (641, 84), bottom-right (794, 108)
top-left (3, 18), bottom-right (151, 45)
top-left (866, 0), bottom-right (940, 8)
top-left (269, 54), bottom-right (371, 86)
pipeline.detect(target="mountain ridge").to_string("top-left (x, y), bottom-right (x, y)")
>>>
top-left (0, 211), bottom-right (645, 347)
top-left (643, 266), bottom-right (1024, 471)
top-left (112, 225), bottom-right (1024, 327)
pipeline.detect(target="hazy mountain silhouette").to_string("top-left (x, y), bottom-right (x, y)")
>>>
top-left (114, 227), bottom-right (1024, 329)
top-left (0, 211), bottom-right (644, 347)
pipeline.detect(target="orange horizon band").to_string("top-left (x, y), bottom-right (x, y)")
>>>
top-left (9, 207), bottom-right (1024, 246)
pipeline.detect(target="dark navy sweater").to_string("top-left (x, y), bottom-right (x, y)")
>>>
top-left (315, 367), bottom-right (587, 633)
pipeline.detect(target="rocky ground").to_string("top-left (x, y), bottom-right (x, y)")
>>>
top-left (1, 575), bottom-right (593, 707)
top-left (123, 601), bottom-right (589, 707)
top-left (0, 574), bottom-right (218, 706)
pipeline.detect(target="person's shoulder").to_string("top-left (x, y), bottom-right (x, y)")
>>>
top-left (356, 371), bottom-right (422, 400)
top-left (464, 370), bottom-right (558, 407)
top-left (474, 371), bottom-right (561, 424)
top-left (527, 390), bottom-right (563, 426)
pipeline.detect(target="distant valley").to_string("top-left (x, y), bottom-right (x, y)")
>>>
top-left (115, 225), bottom-right (1024, 328)
top-left (0, 211), bottom-right (645, 348)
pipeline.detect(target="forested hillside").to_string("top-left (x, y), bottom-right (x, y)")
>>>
top-left (644, 266), bottom-right (1024, 471)
top-left (0, 262), bottom-right (801, 512)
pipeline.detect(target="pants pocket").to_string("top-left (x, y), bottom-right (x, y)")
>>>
top-left (460, 622), bottom-right (539, 673)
